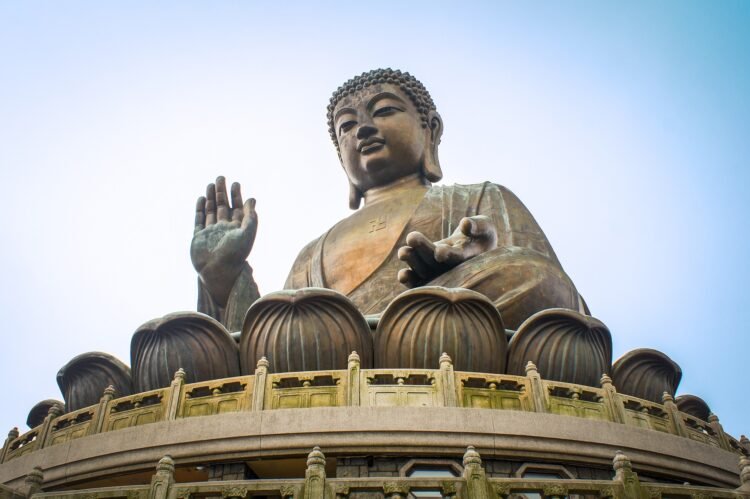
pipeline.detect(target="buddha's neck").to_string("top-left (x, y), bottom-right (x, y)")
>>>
top-left (363, 174), bottom-right (431, 207)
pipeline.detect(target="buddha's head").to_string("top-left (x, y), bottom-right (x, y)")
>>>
top-left (327, 69), bottom-right (443, 209)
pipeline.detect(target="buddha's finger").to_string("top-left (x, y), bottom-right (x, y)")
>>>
top-left (194, 196), bottom-right (206, 234)
top-left (231, 182), bottom-right (243, 222)
top-left (205, 183), bottom-right (217, 226)
top-left (406, 232), bottom-right (440, 269)
top-left (240, 198), bottom-right (258, 238)
top-left (398, 268), bottom-right (420, 288)
top-left (398, 245), bottom-right (432, 280)
top-left (215, 176), bottom-right (230, 221)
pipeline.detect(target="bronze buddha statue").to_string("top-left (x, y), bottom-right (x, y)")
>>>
top-left (190, 68), bottom-right (585, 333)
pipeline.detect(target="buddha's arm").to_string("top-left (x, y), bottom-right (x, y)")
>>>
top-left (192, 177), bottom-right (261, 331)
top-left (198, 263), bottom-right (260, 332)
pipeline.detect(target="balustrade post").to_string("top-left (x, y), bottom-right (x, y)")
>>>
top-left (38, 404), bottom-right (64, 449)
top-left (89, 385), bottom-right (116, 436)
top-left (524, 362), bottom-right (547, 413)
top-left (612, 451), bottom-right (641, 499)
top-left (661, 392), bottom-right (687, 438)
top-left (0, 427), bottom-right (19, 463)
top-left (462, 446), bottom-right (490, 499)
top-left (599, 374), bottom-right (626, 424)
top-left (166, 368), bottom-right (186, 420)
top-left (707, 413), bottom-right (731, 451)
top-left (738, 456), bottom-right (750, 493)
top-left (24, 466), bottom-right (43, 497)
top-left (347, 351), bottom-right (361, 406)
top-left (303, 447), bottom-right (327, 499)
top-left (439, 353), bottom-right (458, 407)
top-left (148, 455), bottom-right (175, 499)
top-left (252, 357), bottom-right (269, 411)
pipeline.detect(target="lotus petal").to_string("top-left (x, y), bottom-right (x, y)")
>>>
top-left (240, 288), bottom-right (373, 373)
top-left (56, 352), bottom-right (132, 412)
top-left (375, 286), bottom-right (507, 373)
top-left (131, 311), bottom-right (240, 392)
top-left (26, 399), bottom-right (65, 428)
top-left (676, 394), bottom-right (711, 421)
top-left (507, 308), bottom-right (612, 387)
top-left (612, 348), bottom-right (682, 403)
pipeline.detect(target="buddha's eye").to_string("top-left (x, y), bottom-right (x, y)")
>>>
top-left (373, 105), bottom-right (403, 117)
top-left (339, 120), bottom-right (356, 136)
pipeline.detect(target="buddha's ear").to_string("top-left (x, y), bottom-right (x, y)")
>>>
top-left (423, 110), bottom-right (443, 182)
top-left (349, 181), bottom-right (363, 210)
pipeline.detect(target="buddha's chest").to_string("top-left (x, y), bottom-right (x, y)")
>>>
top-left (322, 199), bottom-right (419, 296)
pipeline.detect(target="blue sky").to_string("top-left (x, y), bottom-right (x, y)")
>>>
top-left (0, 1), bottom-right (748, 441)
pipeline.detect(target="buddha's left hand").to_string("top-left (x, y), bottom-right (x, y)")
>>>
top-left (397, 215), bottom-right (498, 287)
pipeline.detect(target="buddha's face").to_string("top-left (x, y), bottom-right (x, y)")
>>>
top-left (333, 84), bottom-right (428, 194)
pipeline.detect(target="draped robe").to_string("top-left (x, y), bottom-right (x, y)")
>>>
top-left (284, 182), bottom-right (584, 329)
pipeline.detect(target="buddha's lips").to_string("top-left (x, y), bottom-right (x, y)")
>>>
top-left (358, 138), bottom-right (385, 154)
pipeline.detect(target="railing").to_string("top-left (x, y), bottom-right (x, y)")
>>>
top-left (2, 354), bottom-right (749, 465)
top-left (11, 447), bottom-right (750, 499)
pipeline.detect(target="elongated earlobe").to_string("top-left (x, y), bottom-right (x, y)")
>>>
top-left (422, 111), bottom-right (443, 182)
top-left (349, 182), bottom-right (363, 210)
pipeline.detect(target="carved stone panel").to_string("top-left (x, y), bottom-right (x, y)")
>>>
top-left (612, 348), bottom-right (682, 403)
top-left (240, 288), bottom-right (373, 374)
top-left (131, 312), bottom-right (240, 392)
top-left (56, 352), bottom-right (132, 412)
top-left (507, 308), bottom-right (612, 386)
top-left (375, 287), bottom-right (507, 373)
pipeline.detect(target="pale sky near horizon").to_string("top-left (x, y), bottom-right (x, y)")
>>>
top-left (1, 1), bottom-right (749, 443)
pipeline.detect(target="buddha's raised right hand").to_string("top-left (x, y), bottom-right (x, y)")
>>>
top-left (190, 176), bottom-right (258, 306)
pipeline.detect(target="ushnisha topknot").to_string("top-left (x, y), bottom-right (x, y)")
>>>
top-left (327, 68), bottom-right (437, 153)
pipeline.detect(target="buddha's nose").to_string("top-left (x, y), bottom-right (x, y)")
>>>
top-left (356, 123), bottom-right (378, 139)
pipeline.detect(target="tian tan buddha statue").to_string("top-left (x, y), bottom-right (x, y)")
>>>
top-left (191, 68), bottom-right (586, 331)
top-left (56, 69), bottom-right (688, 415)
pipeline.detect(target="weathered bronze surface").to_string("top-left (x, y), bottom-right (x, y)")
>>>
top-left (131, 312), bottom-right (240, 392)
top-left (191, 69), bottom-right (585, 366)
top-left (676, 394), bottom-right (711, 422)
top-left (25, 400), bottom-right (64, 429)
top-left (239, 288), bottom-right (373, 373)
top-left (56, 352), bottom-right (132, 412)
top-left (507, 308), bottom-right (611, 387)
top-left (375, 286), bottom-right (507, 372)
top-left (611, 348), bottom-right (682, 403)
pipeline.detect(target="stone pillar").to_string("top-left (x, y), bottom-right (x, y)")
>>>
top-left (347, 351), bottom-right (361, 407)
top-left (303, 447), bottom-right (327, 499)
top-left (0, 427), bottom-right (19, 463)
top-left (612, 451), bottom-right (641, 499)
top-left (38, 404), bottom-right (64, 449)
top-left (524, 362), bottom-right (547, 413)
top-left (707, 413), bottom-right (732, 451)
top-left (252, 357), bottom-right (269, 412)
top-left (89, 385), bottom-right (116, 436)
top-left (24, 466), bottom-right (44, 497)
top-left (439, 353), bottom-right (458, 407)
top-left (149, 455), bottom-right (176, 499)
top-left (661, 392), bottom-right (687, 438)
top-left (166, 368), bottom-right (186, 420)
top-left (599, 374), bottom-right (626, 424)
top-left (738, 456), bottom-right (750, 493)
top-left (383, 482), bottom-right (409, 499)
top-left (462, 446), bottom-right (490, 499)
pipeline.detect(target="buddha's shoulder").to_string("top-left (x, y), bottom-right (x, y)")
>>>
top-left (428, 182), bottom-right (522, 201)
